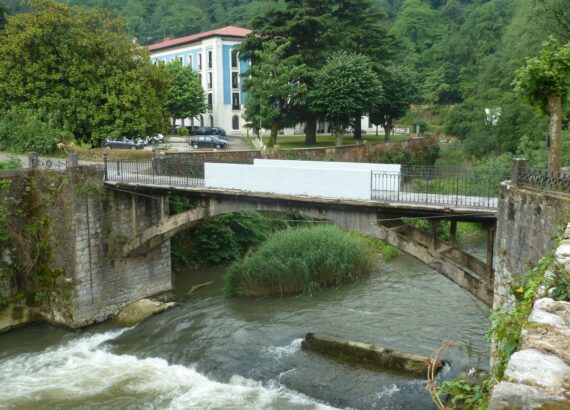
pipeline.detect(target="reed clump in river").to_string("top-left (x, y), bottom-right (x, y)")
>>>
top-left (225, 224), bottom-right (380, 297)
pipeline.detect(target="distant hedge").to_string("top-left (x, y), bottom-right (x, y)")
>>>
top-left (224, 224), bottom-right (379, 297)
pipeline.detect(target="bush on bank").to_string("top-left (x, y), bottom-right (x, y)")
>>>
top-left (224, 224), bottom-right (379, 297)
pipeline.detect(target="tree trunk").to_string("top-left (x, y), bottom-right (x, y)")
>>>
top-left (305, 114), bottom-right (317, 145)
top-left (547, 95), bottom-right (562, 173)
top-left (384, 126), bottom-right (391, 142)
top-left (171, 117), bottom-right (176, 133)
top-left (376, 125), bottom-right (379, 136)
top-left (353, 115), bottom-right (362, 140)
top-left (268, 122), bottom-right (278, 148)
top-left (384, 118), bottom-right (392, 142)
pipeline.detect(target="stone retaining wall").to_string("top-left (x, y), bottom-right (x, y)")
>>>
top-left (0, 167), bottom-right (171, 330)
top-left (489, 224), bottom-right (570, 409)
top-left (165, 136), bottom-right (436, 163)
top-left (494, 183), bottom-right (570, 307)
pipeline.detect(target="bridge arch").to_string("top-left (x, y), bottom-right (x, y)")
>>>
top-left (119, 191), bottom-right (494, 305)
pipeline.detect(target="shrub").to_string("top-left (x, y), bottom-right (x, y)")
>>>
top-left (0, 107), bottom-right (72, 153)
top-left (225, 224), bottom-right (378, 297)
top-left (176, 127), bottom-right (189, 136)
top-left (0, 155), bottom-right (22, 170)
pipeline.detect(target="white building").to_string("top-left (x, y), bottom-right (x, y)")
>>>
top-left (149, 26), bottom-right (397, 137)
top-left (148, 26), bottom-right (251, 135)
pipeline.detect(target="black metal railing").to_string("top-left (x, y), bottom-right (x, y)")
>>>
top-left (104, 158), bottom-right (205, 187)
top-left (517, 168), bottom-right (570, 193)
top-left (371, 166), bottom-right (510, 208)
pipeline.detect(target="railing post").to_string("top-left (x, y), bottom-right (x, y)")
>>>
top-left (511, 158), bottom-right (529, 186)
top-left (28, 152), bottom-right (38, 169)
top-left (67, 153), bottom-right (78, 167)
top-left (103, 152), bottom-right (108, 181)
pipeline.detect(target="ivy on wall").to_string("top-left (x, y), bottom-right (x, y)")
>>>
top-left (0, 171), bottom-right (71, 312)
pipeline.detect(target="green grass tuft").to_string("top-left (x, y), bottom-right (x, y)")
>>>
top-left (224, 224), bottom-right (379, 297)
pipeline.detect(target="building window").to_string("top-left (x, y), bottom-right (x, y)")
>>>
top-left (210, 115), bottom-right (214, 126)
top-left (200, 115), bottom-right (204, 127)
top-left (208, 50), bottom-right (213, 69)
top-left (231, 49), bottom-right (238, 68)
top-left (208, 72), bottom-right (212, 89)
top-left (170, 57), bottom-right (175, 63)
top-left (188, 55), bottom-right (193, 68)
top-left (177, 56), bottom-right (183, 63)
top-left (198, 53), bottom-right (202, 70)
top-left (232, 72), bottom-right (239, 89)
top-left (232, 115), bottom-right (239, 130)
top-left (232, 93), bottom-right (240, 110)
top-left (207, 93), bottom-right (213, 109)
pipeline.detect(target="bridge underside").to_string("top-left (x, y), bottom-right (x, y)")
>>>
top-left (116, 185), bottom-right (495, 306)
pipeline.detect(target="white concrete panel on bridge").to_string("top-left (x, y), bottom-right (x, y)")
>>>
top-left (204, 162), bottom-right (397, 200)
top-left (253, 159), bottom-right (401, 174)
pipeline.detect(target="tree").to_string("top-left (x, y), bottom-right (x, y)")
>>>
top-left (0, 0), bottom-right (170, 147)
top-left (241, 0), bottom-right (394, 144)
top-left (370, 67), bottom-right (418, 141)
top-left (164, 61), bottom-right (205, 132)
top-left (311, 52), bottom-right (383, 143)
top-left (242, 41), bottom-right (308, 148)
top-left (513, 37), bottom-right (570, 172)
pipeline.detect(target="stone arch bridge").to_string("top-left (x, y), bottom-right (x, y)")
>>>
top-left (104, 164), bottom-right (500, 306)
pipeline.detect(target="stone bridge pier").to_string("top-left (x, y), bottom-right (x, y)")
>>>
top-left (67, 185), bottom-right (172, 327)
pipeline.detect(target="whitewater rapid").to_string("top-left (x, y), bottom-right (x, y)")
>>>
top-left (0, 328), bottom-right (339, 410)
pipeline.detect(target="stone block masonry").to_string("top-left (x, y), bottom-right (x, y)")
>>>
top-left (488, 224), bottom-right (570, 409)
top-left (494, 183), bottom-right (570, 307)
top-left (0, 167), bottom-right (172, 329)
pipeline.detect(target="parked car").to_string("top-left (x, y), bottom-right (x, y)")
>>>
top-left (189, 135), bottom-right (228, 149)
top-left (194, 126), bottom-right (227, 138)
top-left (104, 138), bottom-right (145, 150)
top-left (187, 126), bottom-right (201, 135)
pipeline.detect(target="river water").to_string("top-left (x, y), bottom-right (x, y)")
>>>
top-left (0, 236), bottom-right (490, 410)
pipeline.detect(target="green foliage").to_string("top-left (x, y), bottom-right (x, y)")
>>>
top-left (174, 210), bottom-right (315, 267)
top-left (489, 254), bottom-right (552, 379)
top-left (351, 232), bottom-right (398, 261)
top-left (0, 173), bottom-right (71, 310)
top-left (437, 378), bottom-right (492, 409)
top-left (373, 143), bottom-right (440, 166)
top-left (176, 126), bottom-right (189, 136)
top-left (165, 61), bottom-right (205, 126)
top-left (369, 66), bottom-right (418, 141)
top-left (513, 37), bottom-right (570, 112)
top-left (191, 211), bottom-right (272, 265)
top-left (311, 52), bottom-right (383, 134)
top-left (0, 155), bottom-right (21, 169)
top-left (224, 224), bottom-right (378, 297)
top-left (0, 0), bottom-right (170, 147)
top-left (242, 40), bottom-right (308, 147)
top-left (0, 107), bottom-right (71, 153)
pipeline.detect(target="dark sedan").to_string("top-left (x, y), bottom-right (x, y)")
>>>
top-left (104, 138), bottom-right (145, 150)
top-left (194, 127), bottom-right (227, 137)
top-left (189, 135), bottom-right (228, 149)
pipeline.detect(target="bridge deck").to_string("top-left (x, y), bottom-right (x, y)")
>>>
top-left (105, 178), bottom-right (497, 218)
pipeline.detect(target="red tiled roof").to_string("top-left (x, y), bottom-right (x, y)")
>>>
top-left (148, 26), bottom-right (251, 52)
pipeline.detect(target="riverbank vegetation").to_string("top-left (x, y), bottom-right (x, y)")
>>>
top-left (224, 225), bottom-right (380, 297)
top-left (429, 244), bottom-right (570, 409)
top-left (171, 210), bottom-right (397, 272)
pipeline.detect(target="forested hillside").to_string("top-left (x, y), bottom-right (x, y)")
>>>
top-left (2, 0), bottom-right (569, 166)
